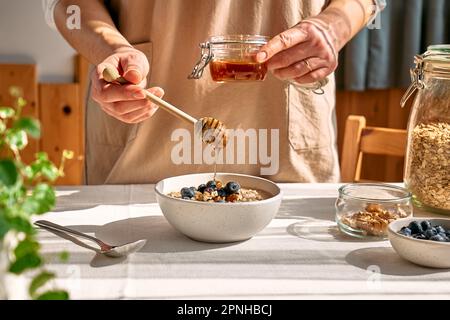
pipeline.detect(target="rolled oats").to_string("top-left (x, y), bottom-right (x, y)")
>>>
top-left (406, 123), bottom-right (450, 210)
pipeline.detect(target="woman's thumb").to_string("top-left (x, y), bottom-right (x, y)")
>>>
top-left (121, 54), bottom-right (147, 84)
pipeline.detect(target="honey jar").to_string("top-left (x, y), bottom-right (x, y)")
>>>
top-left (189, 35), bottom-right (270, 82)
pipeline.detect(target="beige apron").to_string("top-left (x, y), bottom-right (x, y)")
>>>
top-left (85, 0), bottom-right (339, 184)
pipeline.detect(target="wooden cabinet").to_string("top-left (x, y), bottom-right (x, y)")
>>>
top-left (0, 64), bottom-right (39, 164)
top-left (39, 83), bottom-right (84, 185)
top-left (0, 60), bottom-right (86, 185)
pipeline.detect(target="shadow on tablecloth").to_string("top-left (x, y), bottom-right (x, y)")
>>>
top-left (63, 216), bottom-right (242, 267)
top-left (345, 247), bottom-right (450, 276)
top-left (52, 186), bottom-right (158, 212)
top-left (276, 198), bottom-right (336, 221)
top-left (280, 198), bottom-right (380, 243)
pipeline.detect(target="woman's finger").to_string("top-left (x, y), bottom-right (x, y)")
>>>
top-left (121, 107), bottom-right (156, 123)
top-left (267, 41), bottom-right (314, 71)
top-left (272, 57), bottom-right (326, 81)
top-left (293, 67), bottom-right (331, 85)
top-left (109, 99), bottom-right (153, 115)
top-left (93, 82), bottom-right (146, 103)
top-left (256, 27), bottom-right (309, 63)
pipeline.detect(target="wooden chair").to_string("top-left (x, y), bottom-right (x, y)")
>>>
top-left (340, 115), bottom-right (408, 182)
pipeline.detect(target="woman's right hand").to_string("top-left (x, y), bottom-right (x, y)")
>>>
top-left (91, 47), bottom-right (164, 124)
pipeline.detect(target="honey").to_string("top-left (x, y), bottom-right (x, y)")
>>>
top-left (209, 60), bottom-right (267, 82)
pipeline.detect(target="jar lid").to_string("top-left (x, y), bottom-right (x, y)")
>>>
top-left (208, 34), bottom-right (270, 45)
top-left (401, 44), bottom-right (450, 107)
top-left (423, 44), bottom-right (450, 72)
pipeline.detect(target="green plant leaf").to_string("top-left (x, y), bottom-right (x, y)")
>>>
top-left (0, 212), bottom-right (10, 238)
top-left (0, 159), bottom-right (18, 186)
top-left (23, 183), bottom-right (56, 215)
top-left (14, 117), bottom-right (41, 138)
top-left (41, 163), bottom-right (59, 181)
top-left (0, 120), bottom-right (6, 133)
top-left (17, 97), bottom-right (27, 108)
top-left (62, 150), bottom-right (74, 160)
top-left (9, 252), bottom-right (42, 274)
top-left (7, 216), bottom-right (34, 233)
top-left (5, 129), bottom-right (28, 150)
top-left (25, 154), bottom-right (59, 181)
top-left (29, 271), bottom-right (55, 297)
top-left (14, 238), bottom-right (40, 259)
top-left (59, 251), bottom-right (69, 262)
top-left (35, 290), bottom-right (69, 300)
top-left (0, 107), bottom-right (15, 119)
top-left (35, 152), bottom-right (48, 161)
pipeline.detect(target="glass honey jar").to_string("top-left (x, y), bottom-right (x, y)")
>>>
top-left (189, 34), bottom-right (329, 94)
top-left (189, 34), bottom-right (270, 82)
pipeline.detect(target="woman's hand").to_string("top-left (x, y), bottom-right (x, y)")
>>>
top-left (257, 20), bottom-right (339, 85)
top-left (91, 47), bottom-right (164, 124)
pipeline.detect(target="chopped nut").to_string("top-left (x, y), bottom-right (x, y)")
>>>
top-left (340, 203), bottom-right (411, 237)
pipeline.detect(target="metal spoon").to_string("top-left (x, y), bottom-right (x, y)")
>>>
top-left (34, 220), bottom-right (146, 258)
top-left (102, 66), bottom-right (228, 148)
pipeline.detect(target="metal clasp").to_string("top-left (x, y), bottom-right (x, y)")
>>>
top-left (289, 78), bottom-right (329, 95)
top-left (188, 42), bottom-right (213, 79)
top-left (401, 54), bottom-right (425, 107)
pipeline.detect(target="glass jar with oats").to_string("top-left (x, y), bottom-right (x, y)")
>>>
top-left (402, 45), bottom-right (450, 215)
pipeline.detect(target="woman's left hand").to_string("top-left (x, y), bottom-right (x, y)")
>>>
top-left (257, 20), bottom-right (339, 85)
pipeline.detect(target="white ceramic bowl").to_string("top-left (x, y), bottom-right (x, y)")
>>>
top-left (155, 173), bottom-right (282, 243)
top-left (388, 217), bottom-right (450, 268)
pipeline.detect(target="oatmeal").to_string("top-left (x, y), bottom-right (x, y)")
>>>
top-left (167, 180), bottom-right (265, 203)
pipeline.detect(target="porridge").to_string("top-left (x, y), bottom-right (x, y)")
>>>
top-left (167, 180), bottom-right (266, 203)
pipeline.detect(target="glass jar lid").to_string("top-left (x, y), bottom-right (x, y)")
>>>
top-left (208, 34), bottom-right (270, 45)
top-left (422, 44), bottom-right (450, 74)
top-left (401, 44), bottom-right (450, 107)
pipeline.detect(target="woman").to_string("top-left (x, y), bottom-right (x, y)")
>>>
top-left (45, 0), bottom-right (385, 184)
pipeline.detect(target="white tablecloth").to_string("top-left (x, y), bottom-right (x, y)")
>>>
top-left (25, 184), bottom-right (450, 299)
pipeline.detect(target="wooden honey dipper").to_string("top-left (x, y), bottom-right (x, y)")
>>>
top-left (102, 66), bottom-right (227, 148)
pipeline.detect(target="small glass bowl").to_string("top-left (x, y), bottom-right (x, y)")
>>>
top-left (335, 183), bottom-right (413, 240)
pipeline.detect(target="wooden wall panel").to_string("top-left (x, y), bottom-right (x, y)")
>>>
top-left (0, 64), bottom-right (39, 163)
top-left (39, 83), bottom-right (83, 185)
top-left (336, 89), bottom-right (413, 182)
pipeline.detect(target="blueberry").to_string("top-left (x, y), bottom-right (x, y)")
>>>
top-left (435, 226), bottom-right (446, 234)
top-left (182, 197), bottom-right (191, 200)
top-left (413, 233), bottom-right (427, 240)
top-left (430, 235), bottom-right (446, 242)
top-left (420, 220), bottom-right (432, 231)
top-left (408, 221), bottom-right (423, 235)
top-left (216, 199), bottom-right (225, 203)
top-left (206, 180), bottom-right (217, 189)
top-left (225, 181), bottom-right (240, 194)
top-left (446, 230), bottom-right (450, 238)
top-left (217, 188), bottom-right (227, 197)
top-left (197, 184), bottom-right (207, 193)
top-left (424, 228), bottom-right (437, 239)
top-left (181, 187), bottom-right (195, 198)
top-left (204, 187), bottom-right (214, 194)
top-left (399, 227), bottom-right (412, 236)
